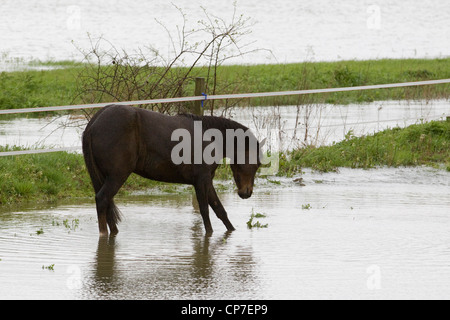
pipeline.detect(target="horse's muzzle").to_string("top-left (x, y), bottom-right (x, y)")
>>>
top-left (238, 188), bottom-right (253, 199)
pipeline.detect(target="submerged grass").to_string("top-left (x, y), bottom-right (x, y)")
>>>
top-left (0, 58), bottom-right (449, 112)
top-left (246, 209), bottom-right (268, 229)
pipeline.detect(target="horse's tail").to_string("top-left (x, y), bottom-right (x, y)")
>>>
top-left (82, 128), bottom-right (122, 227)
top-left (82, 129), bottom-right (103, 194)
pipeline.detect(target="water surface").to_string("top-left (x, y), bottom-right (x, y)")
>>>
top-left (1, 100), bottom-right (448, 151)
top-left (1, 0), bottom-right (449, 68)
top-left (1, 167), bottom-right (449, 299)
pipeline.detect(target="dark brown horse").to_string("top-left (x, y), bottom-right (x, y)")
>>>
top-left (82, 104), bottom-right (262, 236)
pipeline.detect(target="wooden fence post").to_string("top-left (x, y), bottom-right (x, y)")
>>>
top-left (192, 77), bottom-right (205, 116)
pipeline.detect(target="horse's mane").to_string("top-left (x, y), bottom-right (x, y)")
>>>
top-left (177, 113), bottom-right (250, 132)
top-left (177, 112), bottom-right (262, 163)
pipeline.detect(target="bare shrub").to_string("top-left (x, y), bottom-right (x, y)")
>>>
top-left (73, 3), bottom-right (261, 119)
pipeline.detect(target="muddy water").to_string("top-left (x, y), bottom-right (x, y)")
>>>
top-left (1, 167), bottom-right (449, 299)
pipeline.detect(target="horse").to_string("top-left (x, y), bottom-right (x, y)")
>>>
top-left (82, 104), bottom-right (263, 236)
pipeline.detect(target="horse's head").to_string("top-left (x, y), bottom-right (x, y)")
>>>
top-left (231, 162), bottom-right (259, 199)
top-left (230, 135), bottom-right (265, 199)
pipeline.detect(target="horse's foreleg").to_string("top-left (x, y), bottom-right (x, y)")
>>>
top-left (194, 182), bottom-right (213, 235)
top-left (208, 187), bottom-right (235, 232)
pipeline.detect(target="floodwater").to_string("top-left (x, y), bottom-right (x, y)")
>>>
top-left (0, 0), bottom-right (449, 68)
top-left (0, 167), bottom-right (450, 300)
top-left (1, 99), bottom-right (449, 299)
top-left (0, 99), bottom-right (448, 151)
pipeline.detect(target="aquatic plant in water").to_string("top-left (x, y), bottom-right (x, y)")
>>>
top-left (246, 210), bottom-right (268, 229)
top-left (42, 264), bottom-right (54, 271)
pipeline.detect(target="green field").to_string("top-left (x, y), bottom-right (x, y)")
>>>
top-left (1, 58), bottom-right (449, 112)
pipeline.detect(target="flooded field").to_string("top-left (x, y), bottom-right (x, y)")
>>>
top-left (1, 0), bottom-right (449, 66)
top-left (1, 99), bottom-right (448, 151)
top-left (1, 0), bottom-right (449, 301)
top-left (1, 99), bottom-right (449, 299)
top-left (1, 167), bottom-right (450, 300)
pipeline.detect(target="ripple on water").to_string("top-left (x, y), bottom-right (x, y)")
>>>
top-left (1, 167), bottom-right (450, 299)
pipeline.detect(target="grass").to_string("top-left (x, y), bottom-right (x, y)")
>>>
top-left (42, 264), bottom-right (55, 271)
top-left (281, 120), bottom-right (450, 173)
top-left (201, 58), bottom-right (450, 106)
top-left (0, 61), bottom-right (83, 113)
top-left (246, 210), bottom-right (268, 229)
top-left (0, 147), bottom-right (89, 204)
top-left (0, 58), bottom-right (449, 112)
top-left (0, 147), bottom-right (191, 205)
top-left (63, 218), bottom-right (80, 232)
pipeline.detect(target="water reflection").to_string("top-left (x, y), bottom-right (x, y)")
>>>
top-left (85, 218), bottom-right (257, 299)
top-left (94, 236), bottom-right (117, 282)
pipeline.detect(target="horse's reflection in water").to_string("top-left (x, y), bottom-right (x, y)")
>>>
top-left (94, 236), bottom-right (117, 281)
top-left (88, 220), bottom-right (256, 299)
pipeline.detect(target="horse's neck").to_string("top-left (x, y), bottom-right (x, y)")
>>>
top-left (200, 116), bottom-right (246, 158)
top-left (204, 116), bottom-right (255, 163)
top-left (201, 115), bottom-right (246, 133)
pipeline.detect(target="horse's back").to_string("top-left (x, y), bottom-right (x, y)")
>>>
top-left (87, 104), bottom-right (137, 144)
top-left (83, 104), bottom-right (193, 183)
top-left (84, 105), bottom-right (142, 174)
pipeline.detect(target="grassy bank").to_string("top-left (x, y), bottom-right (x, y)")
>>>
top-left (0, 58), bottom-right (449, 112)
top-left (0, 61), bottom-right (83, 112)
top-left (1, 120), bottom-right (449, 205)
top-left (280, 120), bottom-right (450, 174)
top-left (0, 146), bottom-right (188, 205)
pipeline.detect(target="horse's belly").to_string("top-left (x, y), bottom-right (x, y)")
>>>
top-left (135, 158), bottom-right (191, 184)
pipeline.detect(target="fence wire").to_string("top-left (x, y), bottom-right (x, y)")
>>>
top-left (1, 79), bottom-right (449, 156)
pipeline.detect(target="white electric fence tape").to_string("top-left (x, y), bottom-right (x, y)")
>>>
top-left (1, 79), bottom-right (449, 156)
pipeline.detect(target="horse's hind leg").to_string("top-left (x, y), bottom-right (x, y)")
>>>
top-left (208, 187), bottom-right (235, 232)
top-left (96, 199), bottom-right (109, 236)
top-left (96, 174), bottom-right (129, 236)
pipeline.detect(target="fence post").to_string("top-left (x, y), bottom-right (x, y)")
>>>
top-left (192, 77), bottom-right (205, 116)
